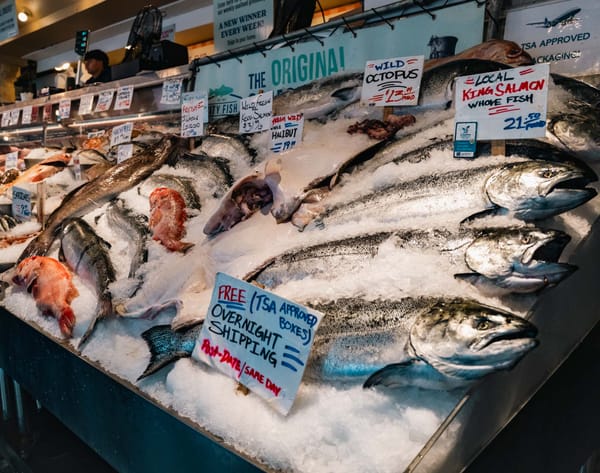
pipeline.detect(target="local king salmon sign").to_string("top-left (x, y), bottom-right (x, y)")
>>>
top-left (454, 63), bottom-right (549, 140)
top-left (194, 272), bottom-right (323, 415)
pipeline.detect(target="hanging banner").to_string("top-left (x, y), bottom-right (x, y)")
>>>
top-left (504, 0), bottom-right (600, 76)
top-left (454, 63), bottom-right (549, 140)
top-left (193, 272), bottom-right (323, 415)
top-left (199, 0), bottom-right (485, 119)
top-left (213, 0), bottom-right (273, 52)
top-left (0, 0), bottom-right (18, 42)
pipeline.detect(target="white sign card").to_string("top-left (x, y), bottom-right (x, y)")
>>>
top-left (1, 112), bottom-right (9, 128)
top-left (160, 79), bottom-right (183, 105)
top-left (42, 104), bottom-right (53, 122)
top-left (59, 99), bottom-right (71, 119)
top-left (361, 55), bottom-right (424, 106)
top-left (21, 106), bottom-right (32, 125)
top-left (117, 144), bottom-right (134, 163)
top-left (95, 89), bottom-right (115, 113)
top-left (194, 272), bottom-right (323, 415)
top-left (8, 108), bottom-right (19, 126)
top-left (110, 122), bottom-right (133, 147)
top-left (454, 64), bottom-right (549, 140)
top-left (87, 130), bottom-right (105, 139)
top-left (270, 113), bottom-right (304, 153)
top-left (4, 151), bottom-right (18, 170)
top-left (71, 152), bottom-right (82, 181)
top-left (180, 92), bottom-right (206, 137)
top-left (114, 85), bottom-right (135, 110)
top-left (504, 0), bottom-right (600, 76)
top-left (79, 94), bottom-right (94, 115)
top-left (239, 91), bottom-right (273, 134)
top-left (161, 23), bottom-right (176, 42)
top-left (12, 186), bottom-right (31, 221)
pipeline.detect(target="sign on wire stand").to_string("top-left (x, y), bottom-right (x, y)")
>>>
top-left (361, 55), bottom-right (424, 106)
top-left (194, 272), bottom-right (323, 415)
top-left (270, 113), bottom-right (304, 153)
top-left (454, 63), bottom-right (549, 143)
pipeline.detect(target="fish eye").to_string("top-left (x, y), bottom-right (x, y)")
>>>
top-left (476, 320), bottom-right (490, 330)
top-left (521, 235), bottom-right (531, 244)
top-left (541, 170), bottom-right (556, 178)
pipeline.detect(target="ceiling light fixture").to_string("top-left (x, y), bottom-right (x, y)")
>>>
top-left (17, 8), bottom-right (31, 23)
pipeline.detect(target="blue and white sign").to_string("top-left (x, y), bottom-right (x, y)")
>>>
top-left (454, 64), bottom-right (549, 140)
top-left (270, 113), bottom-right (304, 153)
top-left (0, 0), bottom-right (18, 42)
top-left (194, 272), bottom-right (323, 415)
top-left (453, 121), bottom-right (478, 158)
top-left (505, 0), bottom-right (600, 76)
top-left (12, 186), bottom-right (31, 221)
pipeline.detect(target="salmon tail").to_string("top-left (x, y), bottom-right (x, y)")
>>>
top-left (138, 322), bottom-right (202, 381)
top-left (59, 306), bottom-right (76, 338)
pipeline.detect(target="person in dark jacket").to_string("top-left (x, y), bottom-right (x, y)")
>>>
top-left (83, 49), bottom-right (112, 84)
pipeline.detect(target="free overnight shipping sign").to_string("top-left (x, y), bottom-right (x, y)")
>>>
top-left (194, 273), bottom-right (323, 415)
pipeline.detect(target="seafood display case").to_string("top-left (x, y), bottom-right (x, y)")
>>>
top-left (0, 1), bottom-right (599, 472)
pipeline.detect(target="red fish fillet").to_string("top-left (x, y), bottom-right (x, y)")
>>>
top-left (149, 187), bottom-right (194, 253)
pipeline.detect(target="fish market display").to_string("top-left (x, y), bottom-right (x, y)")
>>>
top-left (149, 187), bottom-right (193, 253)
top-left (59, 218), bottom-right (116, 347)
top-left (10, 256), bottom-right (78, 337)
top-left (18, 135), bottom-right (181, 261)
top-left (2, 39), bottom-right (600, 473)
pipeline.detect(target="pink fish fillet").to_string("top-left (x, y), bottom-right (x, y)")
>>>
top-left (149, 187), bottom-right (194, 253)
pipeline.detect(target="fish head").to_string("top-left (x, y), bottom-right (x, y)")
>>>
top-left (485, 160), bottom-right (598, 220)
top-left (547, 112), bottom-right (600, 160)
top-left (409, 300), bottom-right (538, 381)
top-left (474, 39), bottom-right (534, 67)
top-left (463, 227), bottom-right (576, 292)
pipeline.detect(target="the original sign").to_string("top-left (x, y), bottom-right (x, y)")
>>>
top-left (160, 78), bottom-right (183, 105)
top-left (361, 55), bottom-right (424, 106)
top-left (194, 272), bottom-right (323, 415)
top-left (110, 122), bottom-right (133, 148)
top-left (4, 151), bottom-right (18, 170)
top-left (59, 99), bottom-right (71, 119)
top-left (114, 85), bottom-right (135, 110)
top-left (79, 94), bottom-right (94, 115)
top-left (117, 143), bottom-right (134, 163)
top-left (180, 91), bottom-right (206, 137)
top-left (454, 64), bottom-right (549, 140)
top-left (505, 0), bottom-right (600, 76)
top-left (95, 89), bottom-right (115, 113)
top-left (270, 113), bottom-right (304, 152)
top-left (21, 105), bottom-right (32, 125)
top-left (12, 186), bottom-right (31, 221)
top-left (239, 91), bottom-right (273, 134)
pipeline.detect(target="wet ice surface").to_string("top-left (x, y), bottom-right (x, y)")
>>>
top-left (1, 115), bottom-right (599, 472)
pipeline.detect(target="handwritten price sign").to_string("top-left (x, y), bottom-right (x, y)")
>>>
top-left (455, 63), bottom-right (549, 140)
top-left (193, 272), bottom-right (322, 415)
top-left (270, 113), bottom-right (304, 152)
top-left (12, 187), bottom-right (31, 221)
top-left (362, 55), bottom-right (424, 106)
top-left (239, 91), bottom-right (273, 134)
top-left (180, 92), bottom-right (207, 137)
top-left (110, 122), bottom-right (133, 147)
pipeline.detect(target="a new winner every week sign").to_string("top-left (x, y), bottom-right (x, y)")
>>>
top-left (193, 273), bottom-right (323, 415)
top-left (454, 63), bottom-right (550, 142)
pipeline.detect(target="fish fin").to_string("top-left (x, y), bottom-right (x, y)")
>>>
top-left (331, 86), bottom-right (358, 102)
top-left (364, 360), bottom-right (457, 390)
top-left (59, 307), bottom-right (76, 338)
top-left (138, 323), bottom-right (198, 380)
top-left (454, 272), bottom-right (487, 285)
top-left (460, 206), bottom-right (507, 224)
top-left (78, 297), bottom-right (112, 350)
